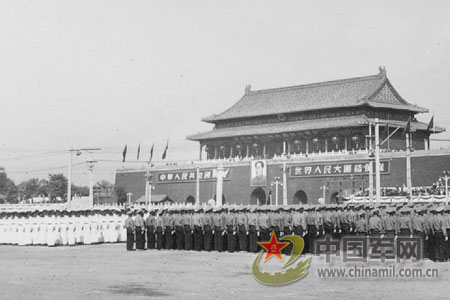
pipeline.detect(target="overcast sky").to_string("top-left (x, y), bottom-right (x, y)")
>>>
top-left (1, 0), bottom-right (449, 186)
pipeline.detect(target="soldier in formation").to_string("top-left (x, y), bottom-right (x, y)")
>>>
top-left (2, 202), bottom-right (450, 262)
top-left (0, 208), bottom-right (127, 247)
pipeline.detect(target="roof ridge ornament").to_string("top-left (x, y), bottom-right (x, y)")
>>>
top-left (379, 66), bottom-right (386, 77)
top-left (245, 84), bottom-right (252, 95)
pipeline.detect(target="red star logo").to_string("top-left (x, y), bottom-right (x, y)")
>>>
top-left (257, 231), bottom-right (290, 262)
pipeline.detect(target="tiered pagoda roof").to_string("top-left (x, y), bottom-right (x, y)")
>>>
top-left (188, 67), bottom-right (440, 142)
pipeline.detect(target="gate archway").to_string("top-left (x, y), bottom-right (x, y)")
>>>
top-left (293, 190), bottom-right (308, 204)
top-left (185, 195), bottom-right (195, 205)
top-left (250, 188), bottom-right (267, 205)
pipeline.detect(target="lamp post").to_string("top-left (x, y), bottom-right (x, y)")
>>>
top-left (312, 138), bottom-right (319, 152)
top-left (294, 140), bottom-right (301, 154)
top-left (331, 136), bottom-right (340, 150)
top-left (271, 177), bottom-right (282, 206)
top-left (442, 170), bottom-right (450, 203)
top-left (127, 192), bottom-right (133, 206)
top-left (67, 147), bottom-right (101, 209)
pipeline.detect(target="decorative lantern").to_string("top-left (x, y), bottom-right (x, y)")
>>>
top-left (352, 136), bottom-right (360, 149)
top-left (293, 140), bottom-right (301, 153)
top-left (331, 136), bottom-right (340, 150)
top-left (252, 142), bottom-right (259, 148)
top-left (235, 144), bottom-right (242, 157)
top-left (312, 138), bottom-right (319, 144)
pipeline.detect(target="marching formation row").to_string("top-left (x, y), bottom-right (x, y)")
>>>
top-left (125, 203), bottom-right (450, 262)
top-left (0, 209), bottom-right (127, 246)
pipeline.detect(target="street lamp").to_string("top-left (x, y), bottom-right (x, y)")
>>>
top-left (352, 136), bottom-right (360, 150)
top-left (312, 138), bottom-right (319, 152)
top-left (331, 136), bottom-right (340, 150)
top-left (293, 140), bottom-right (301, 153)
top-left (67, 147), bottom-right (101, 209)
top-left (271, 177), bottom-right (282, 206)
top-left (442, 170), bottom-right (450, 203)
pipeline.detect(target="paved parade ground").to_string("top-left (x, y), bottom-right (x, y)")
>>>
top-left (2, 244), bottom-right (450, 300)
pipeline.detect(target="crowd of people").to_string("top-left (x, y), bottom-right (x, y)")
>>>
top-left (124, 202), bottom-right (450, 262)
top-left (2, 202), bottom-right (450, 262)
top-left (0, 208), bottom-right (127, 246)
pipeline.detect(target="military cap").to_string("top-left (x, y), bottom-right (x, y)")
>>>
top-left (444, 205), bottom-right (450, 212)
top-left (436, 206), bottom-right (444, 213)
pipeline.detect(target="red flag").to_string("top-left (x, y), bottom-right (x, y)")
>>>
top-left (427, 115), bottom-right (434, 132)
top-left (162, 140), bottom-right (169, 160)
top-left (402, 117), bottom-right (411, 135)
top-left (149, 143), bottom-right (154, 162)
top-left (122, 145), bottom-right (127, 162)
top-left (137, 144), bottom-right (141, 160)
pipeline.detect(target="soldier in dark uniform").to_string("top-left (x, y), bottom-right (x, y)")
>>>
top-left (146, 209), bottom-right (156, 249)
top-left (155, 209), bottom-right (164, 250)
top-left (292, 206), bottom-right (306, 239)
top-left (431, 206), bottom-right (447, 262)
top-left (258, 207), bottom-right (270, 244)
top-left (183, 207), bottom-right (193, 250)
top-left (224, 207), bottom-right (237, 252)
top-left (212, 207), bottom-right (224, 252)
top-left (269, 207), bottom-right (281, 239)
top-left (124, 210), bottom-right (135, 251)
top-left (193, 207), bottom-right (204, 251)
top-left (174, 208), bottom-right (184, 250)
top-left (281, 206), bottom-right (293, 254)
top-left (444, 205), bottom-right (450, 261)
top-left (382, 207), bottom-right (397, 238)
top-left (368, 208), bottom-right (383, 237)
top-left (134, 209), bottom-right (145, 250)
top-left (203, 207), bottom-right (213, 251)
top-left (305, 205), bottom-right (319, 254)
top-left (397, 207), bottom-right (413, 238)
top-left (163, 208), bottom-right (174, 250)
top-left (412, 206), bottom-right (428, 259)
top-left (248, 207), bottom-right (259, 252)
top-left (236, 207), bottom-right (249, 252)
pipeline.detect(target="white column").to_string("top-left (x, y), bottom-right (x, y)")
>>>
top-left (406, 133), bottom-right (412, 200)
top-left (282, 162), bottom-right (287, 205)
top-left (215, 164), bottom-right (224, 206)
top-left (369, 124), bottom-right (374, 202)
top-left (195, 167), bottom-right (200, 205)
top-left (375, 118), bottom-right (381, 202)
top-left (283, 140), bottom-right (286, 154)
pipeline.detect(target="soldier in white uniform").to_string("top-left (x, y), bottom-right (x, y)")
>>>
top-left (31, 211), bottom-right (40, 246)
top-left (17, 212), bottom-right (26, 246)
top-left (24, 212), bottom-right (33, 246)
top-left (47, 211), bottom-right (57, 247)
top-left (40, 211), bottom-right (48, 246)
top-left (0, 212), bottom-right (4, 245)
top-left (67, 211), bottom-right (76, 246)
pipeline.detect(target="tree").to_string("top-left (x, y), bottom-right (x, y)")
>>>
top-left (48, 173), bottom-right (68, 201)
top-left (37, 179), bottom-right (50, 197)
top-left (72, 184), bottom-right (89, 197)
top-left (5, 178), bottom-right (18, 203)
top-left (17, 178), bottom-right (40, 200)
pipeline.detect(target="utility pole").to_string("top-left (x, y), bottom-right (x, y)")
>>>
top-left (67, 147), bottom-right (101, 209)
